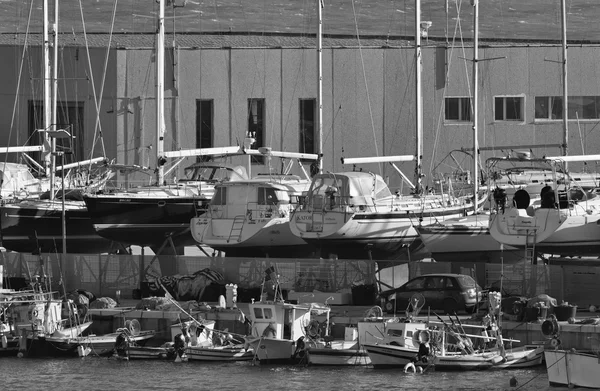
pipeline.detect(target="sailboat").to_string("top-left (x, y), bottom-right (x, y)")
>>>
top-left (416, 0), bottom-right (600, 264)
top-left (82, 0), bottom-right (247, 257)
top-left (190, 144), bottom-right (318, 258)
top-left (289, 1), bottom-right (485, 261)
top-left (485, 0), bottom-right (600, 259)
top-left (0, 0), bottom-right (117, 255)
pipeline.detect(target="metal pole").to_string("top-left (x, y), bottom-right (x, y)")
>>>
top-left (156, 0), bottom-right (166, 185)
top-left (414, 0), bottom-right (423, 194)
top-left (472, 0), bottom-right (479, 212)
top-left (561, 0), bottom-right (569, 167)
top-left (317, 0), bottom-right (324, 174)
top-left (61, 152), bottom-right (66, 257)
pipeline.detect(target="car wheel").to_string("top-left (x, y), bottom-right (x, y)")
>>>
top-left (443, 298), bottom-right (459, 315)
top-left (385, 300), bottom-right (396, 314)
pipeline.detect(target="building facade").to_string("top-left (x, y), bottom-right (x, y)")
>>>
top-left (0, 33), bottom-right (598, 192)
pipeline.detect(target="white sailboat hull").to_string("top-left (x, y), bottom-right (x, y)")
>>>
top-left (192, 216), bottom-right (306, 249)
top-left (489, 206), bottom-right (600, 255)
top-left (416, 215), bottom-right (523, 263)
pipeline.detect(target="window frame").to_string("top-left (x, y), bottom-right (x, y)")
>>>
top-left (535, 95), bottom-right (600, 122)
top-left (444, 96), bottom-right (472, 123)
top-left (248, 98), bottom-right (265, 164)
top-left (195, 99), bottom-right (214, 162)
top-left (494, 95), bottom-right (525, 123)
top-left (299, 98), bottom-right (316, 155)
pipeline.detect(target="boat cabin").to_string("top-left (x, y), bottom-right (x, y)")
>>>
top-left (208, 179), bottom-right (304, 220)
top-left (301, 172), bottom-right (392, 211)
top-left (0, 163), bottom-right (46, 199)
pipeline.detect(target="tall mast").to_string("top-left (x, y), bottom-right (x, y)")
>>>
top-left (561, 0), bottom-right (568, 162)
top-left (472, 0), bottom-right (479, 212)
top-left (317, 0), bottom-right (324, 174)
top-left (414, 0), bottom-right (423, 194)
top-left (42, 0), bottom-right (52, 179)
top-left (156, 0), bottom-right (166, 185)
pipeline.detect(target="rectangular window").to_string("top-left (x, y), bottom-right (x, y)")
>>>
top-left (253, 308), bottom-right (264, 319)
top-left (535, 96), bottom-right (563, 120)
top-left (28, 100), bottom-right (84, 166)
top-left (248, 98), bottom-right (265, 164)
top-left (535, 96), bottom-right (600, 120)
top-left (211, 186), bottom-right (227, 206)
top-left (444, 97), bottom-right (472, 121)
top-left (196, 99), bottom-right (213, 162)
top-left (299, 98), bottom-right (316, 154)
top-left (495, 96), bottom-right (524, 121)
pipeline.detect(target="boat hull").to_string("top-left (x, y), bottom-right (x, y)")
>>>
top-left (291, 207), bottom-right (470, 260)
top-left (307, 342), bottom-right (371, 366)
top-left (116, 345), bottom-right (180, 360)
top-left (84, 193), bottom-right (205, 249)
top-left (545, 349), bottom-right (600, 388)
top-left (245, 337), bottom-right (297, 364)
top-left (364, 342), bottom-right (543, 370)
top-left (0, 200), bottom-right (117, 254)
top-left (44, 330), bottom-right (155, 357)
top-left (416, 217), bottom-right (523, 264)
top-left (192, 216), bottom-right (313, 257)
top-left (362, 342), bottom-right (416, 368)
top-left (489, 208), bottom-right (600, 256)
top-left (185, 345), bottom-right (254, 361)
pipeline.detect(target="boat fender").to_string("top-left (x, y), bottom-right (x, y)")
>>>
top-left (403, 362), bottom-right (416, 373)
top-left (1, 334), bottom-right (7, 349)
top-left (550, 338), bottom-right (561, 348)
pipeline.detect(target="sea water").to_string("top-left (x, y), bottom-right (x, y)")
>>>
top-left (0, 357), bottom-right (571, 391)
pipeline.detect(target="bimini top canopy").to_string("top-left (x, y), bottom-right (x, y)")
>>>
top-left (308, 172), bottom-right (392, 205)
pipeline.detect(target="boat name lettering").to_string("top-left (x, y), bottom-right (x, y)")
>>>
top-left (295, 215), bottom-right (312, 221)
top-left (118, 199), bottom-right (131, 202)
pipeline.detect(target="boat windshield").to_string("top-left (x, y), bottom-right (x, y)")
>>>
top-left (306, 173), bottom-right (392, 206)
top-left (182, 165), bottom-right (247, 183)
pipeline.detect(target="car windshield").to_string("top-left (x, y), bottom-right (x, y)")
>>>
top-left (456, 275), bottom-right (477, 288)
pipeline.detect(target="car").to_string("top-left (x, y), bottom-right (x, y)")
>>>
top-left (378, 273), bottom-right (484, 315)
